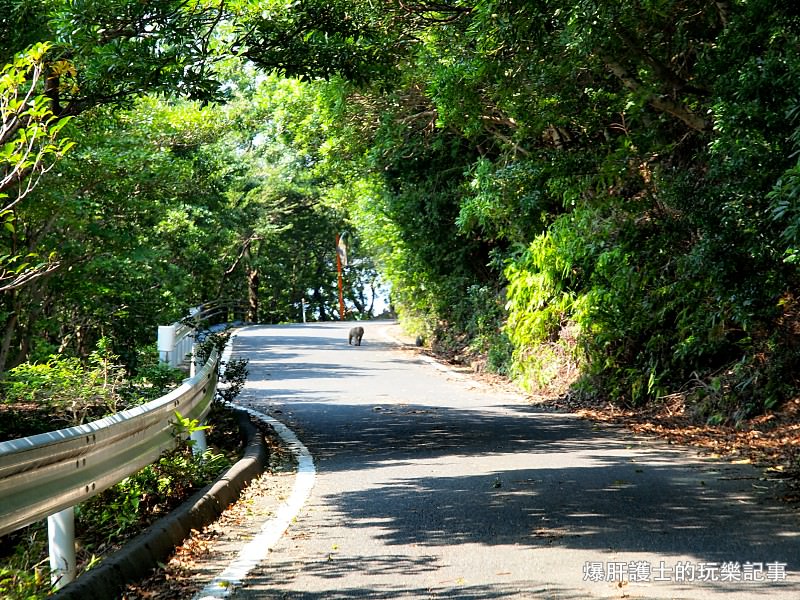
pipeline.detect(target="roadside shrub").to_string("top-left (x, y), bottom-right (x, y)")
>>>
top-left (454, 284), bottom-right (512, 374)
top-left (503, 221), bottom-right (584, 394)
top-left (194, 329), bottom-right (249, 405)
top-left (1, 338), bottom-right (126, 426)
top-left (0, 525), bottom-right (49, 600)
top-left (127, 344), bottom-right (186, 403)
top-left (77, 445), bottom-right (230, 548)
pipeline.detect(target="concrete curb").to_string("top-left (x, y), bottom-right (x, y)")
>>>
top-left (51, 407), bottom-right (269, 600)
top-left (193, 405), bottom-right (316, 599)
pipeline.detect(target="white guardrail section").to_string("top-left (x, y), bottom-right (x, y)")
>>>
top-left (158, 300), bottom-right (248, 370)
top-left (158, 321), bottom-right (196, 369)
top-left (0, 348), bottom-right (219, 584)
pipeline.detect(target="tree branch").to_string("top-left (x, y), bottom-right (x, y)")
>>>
top-left (484, 123), bottom-right (530, 156)
top-left (614, 27), bottom-right (709, 96)
top-left (715, 1), bottom-right (731, 27)
top-left (604, 59), bottom-right (709, 132)
top-left (0, 260), bottom-right (61, 293)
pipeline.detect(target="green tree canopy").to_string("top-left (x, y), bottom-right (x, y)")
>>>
top-left (3, 0), bottom-right (800, 421)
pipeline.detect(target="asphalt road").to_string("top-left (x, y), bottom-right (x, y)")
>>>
top-left (226, 321), bottom-right (800, 599)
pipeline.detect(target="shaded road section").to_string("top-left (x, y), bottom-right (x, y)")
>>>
top-left (227, 322), bottom-right (800, 599)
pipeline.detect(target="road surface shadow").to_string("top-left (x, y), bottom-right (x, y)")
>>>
top-left (238, 400), bottom-right (800, 587)
top-left (235, 553), bottom-right (588, 599)
top-left (229, 324), bottom-right (800, 596)
top-left (234, 550), bottom-right (789, 599)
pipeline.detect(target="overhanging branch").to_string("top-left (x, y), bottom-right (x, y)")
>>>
top-left (604, 59), bottom-right (709, 132)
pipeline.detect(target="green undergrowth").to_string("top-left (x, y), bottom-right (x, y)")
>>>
top-left (0, 330), bottom-right (250, 599)
top-left (0, 402), bottom-right (246, 599)
top-left (0, 339), bottom-right (185, 440)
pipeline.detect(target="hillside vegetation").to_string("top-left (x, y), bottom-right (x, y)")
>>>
top-left (2, 1), bottom-right (799, 426)
top-left (270, 1), bottom-right (800, 423)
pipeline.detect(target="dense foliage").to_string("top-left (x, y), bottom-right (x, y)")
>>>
top-left (2, 1), bottom-right (800, 594)
top-left (0, 7), bottom-right (383, 375)
top-left (3, 0), bottom-right (800, 419)
top-left (243, 0), bottom-right (800, 420)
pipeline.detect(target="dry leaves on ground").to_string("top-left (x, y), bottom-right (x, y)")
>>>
top-left (546, 393), bottom-right (800, 502)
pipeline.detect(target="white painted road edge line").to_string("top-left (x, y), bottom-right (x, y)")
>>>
top-left (194, 333), bottom-right (316, 600)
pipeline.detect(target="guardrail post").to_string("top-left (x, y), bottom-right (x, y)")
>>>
top-left (157, 325), bottom-right (176, 364)
top-left (48, 506), bottom-right (76, 589)
top-left (190, 339), bottom-right (198, 378)
top-left (189, 339), bottom-right (207, 456)
top-left (190, 427), bottom-right (208, 455)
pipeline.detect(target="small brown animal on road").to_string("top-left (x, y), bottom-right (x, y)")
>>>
top-left (348, 326), bottom-right (364, 346)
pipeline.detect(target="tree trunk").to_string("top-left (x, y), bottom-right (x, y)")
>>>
top-left (604, 59), bottom-right (709, 132)
top-left (715, 1), bottom-right (731, 27)
top-left (367, 281), bottom-right (376, 316)
top-left (312, 286), bottom-right (327, 321)
top-left (247, 267), bottom-right (259, 322)
top-left (0, 296), bottom-right (19, 374)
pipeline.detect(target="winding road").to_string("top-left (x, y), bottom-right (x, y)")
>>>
top-left (218, 321), bottom-right (800, 599)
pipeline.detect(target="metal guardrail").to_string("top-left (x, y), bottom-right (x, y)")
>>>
top-left (158, 321), bottom-right (196, 368)
top-left (0, 348), bottom-right (219, 539)
top-left (158, 300), bottom-right (248, 368)
top-left (190, 299), bottom-right (249, 327)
